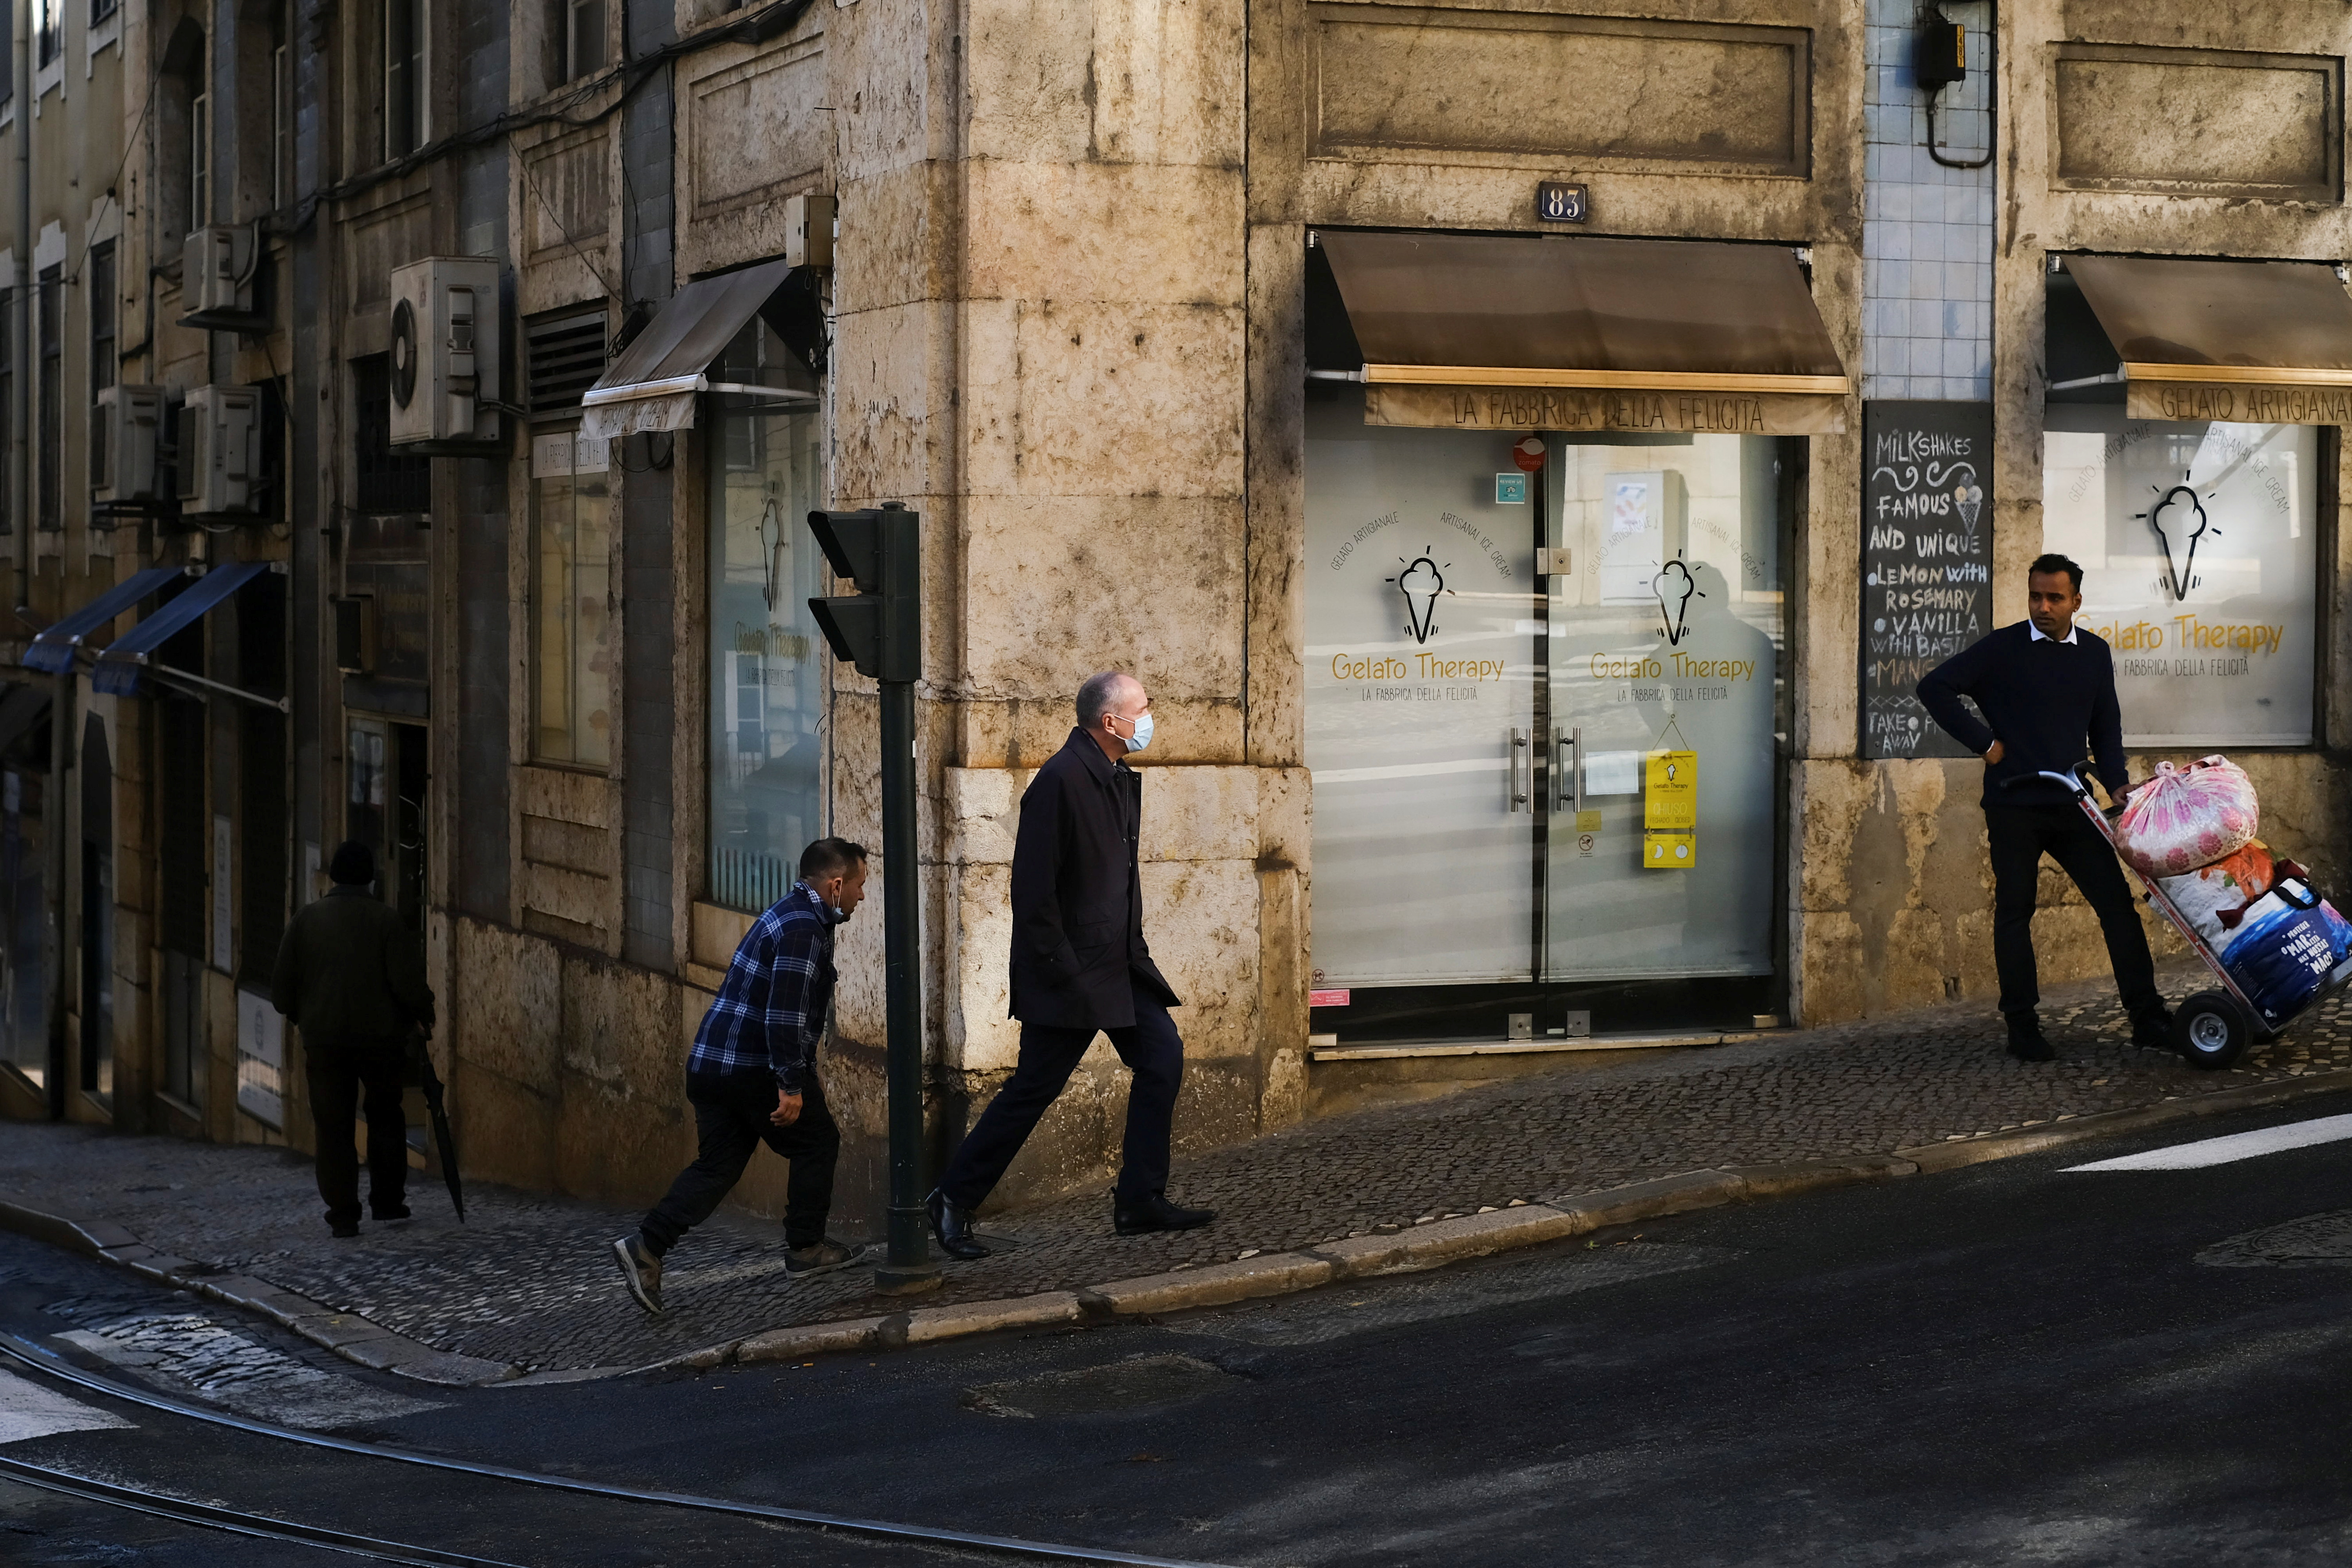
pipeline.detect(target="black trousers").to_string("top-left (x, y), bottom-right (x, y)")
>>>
top-left (305, 1034), bottom-right (410, 1225)
top-left (940, 979), bottom-right (1183, 1210)
top-left (1986, 804), bottom-right (2163, 1020)
top-left (641, 1072), bottom-right (840, 1256)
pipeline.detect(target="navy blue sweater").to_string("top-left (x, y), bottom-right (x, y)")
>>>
top-left (1916, 621), bottom-right (2127, 808)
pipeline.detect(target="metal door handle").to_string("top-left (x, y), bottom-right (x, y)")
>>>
top-left (1556, 726), bottom-right (1581, 812)
top-left (1509, 729), bottom-right (1530, 811)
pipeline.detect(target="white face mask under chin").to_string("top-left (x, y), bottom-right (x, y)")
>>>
top-left (1117, 711), bottom-right (1154, 753)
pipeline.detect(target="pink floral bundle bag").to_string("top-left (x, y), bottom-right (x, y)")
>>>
top-left (2112, 756), bottom-right (2259, 878)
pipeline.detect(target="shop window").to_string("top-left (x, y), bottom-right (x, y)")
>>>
top-left (36, 264), bottom-right (59, 531)
top-left (530, 428), bottom-right (613, 768)
top-left (706, 319), bottom-right (825, 913)
top-left (1305, 388), bottom-right (1792, 1008)
top-left (2043, 410), bottom-right (2319, 748)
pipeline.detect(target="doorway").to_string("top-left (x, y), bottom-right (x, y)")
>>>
top-left (345, 717), bottom-right (427, 933)
top-left (78, 717), bottom-right (113, 1102)
top-left (1303, 388), bottom-right (1795, 1042)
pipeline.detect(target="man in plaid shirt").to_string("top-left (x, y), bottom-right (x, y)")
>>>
top-left (612, 837), bottom-right (869, 1312)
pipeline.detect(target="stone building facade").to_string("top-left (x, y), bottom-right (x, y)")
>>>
top-left (2, 0), bottom-right (2348, 1233)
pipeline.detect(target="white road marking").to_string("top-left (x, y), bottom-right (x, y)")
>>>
top-left (0, 1368), bottom-right (132, 1444)
top-left (2064, 1113), bottom-right (2352, 1172)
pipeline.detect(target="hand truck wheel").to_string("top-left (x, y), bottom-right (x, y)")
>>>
top-left (2171, 989), bottom-right (2252, 1071)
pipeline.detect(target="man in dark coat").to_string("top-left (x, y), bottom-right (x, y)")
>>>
top-left (270, 841), bottom-right (436, 1237)
top-left (926, 671), bottom-right (1215, 1258)
top-left (1918, 552), bottom-right (2171, 1062)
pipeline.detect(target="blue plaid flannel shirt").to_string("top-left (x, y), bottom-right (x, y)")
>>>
top-left (688, 882), bottom-right (847, 1092)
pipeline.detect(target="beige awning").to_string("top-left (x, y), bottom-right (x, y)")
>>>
top-left (579, 261), bottom-right (819, 439)
top-left (1316, 230), bottom-right (1851, 433)
top-left (2067, 254), bottom-right (2352, 423)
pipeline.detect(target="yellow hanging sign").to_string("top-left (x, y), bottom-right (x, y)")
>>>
top-left (1643, 831), bottom-right (1696, 868)
top-left (1643, 749), bottom-right (1696, 870)
top-left (1644, 750), bottom-right (1696, 829)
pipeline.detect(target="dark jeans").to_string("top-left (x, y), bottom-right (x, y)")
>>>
top-left (305, 1034), bottom-right (410, 1225)
top-left (1986, 803), bottom-right (2163, 1020)
top-left (940, 978), bottom-right (1183, 1210)
top-left (641, 1072), bottom-right (840, 1256)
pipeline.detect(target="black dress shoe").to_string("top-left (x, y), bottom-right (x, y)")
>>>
top-left (2005, 1013), bottom-right (2056, 1062)
top-left (372, 1203), bottom-right (412, 1222)
top-left (1113, 1193), bottom-right (1216, 1236)
top-left (926, 1188), bottom-right (990, 1260)
top-left (2129, 1007), bottom-right (2175, 1050)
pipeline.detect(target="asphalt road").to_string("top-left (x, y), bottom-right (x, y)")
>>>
top-left (6, 1087), bottom-right (2352, 1566)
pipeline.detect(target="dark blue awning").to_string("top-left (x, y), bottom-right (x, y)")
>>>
top-left (91, 561), bottom-right (272, 697)
top-left (22, 567), bottom-right (189, 673)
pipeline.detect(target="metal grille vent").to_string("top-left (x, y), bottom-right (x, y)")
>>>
top-left (526, 309), bottom-right (609, 413)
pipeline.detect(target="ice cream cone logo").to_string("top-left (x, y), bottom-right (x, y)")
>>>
top-left (1388, 550), bottom-right (1450, 644)
top-left (1954, 479), bottom-right (1982, 530)
top-left (1653, 555), bottom-right (1702, 646)
top-left (2136, 470), bottom-right (2218, 601)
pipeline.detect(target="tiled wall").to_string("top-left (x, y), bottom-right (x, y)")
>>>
top-left (1862, 0), bottom-right (1994, 402)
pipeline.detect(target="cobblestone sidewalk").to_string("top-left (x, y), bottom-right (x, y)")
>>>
top-left (4, 959), bottom-right (2348, 1376)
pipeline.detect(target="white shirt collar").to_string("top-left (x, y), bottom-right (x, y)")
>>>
top-left (2028, 622), bottom-right (2078, 645)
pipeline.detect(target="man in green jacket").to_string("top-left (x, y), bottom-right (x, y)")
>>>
top-left (270, 840), bottom-right (436, 1237)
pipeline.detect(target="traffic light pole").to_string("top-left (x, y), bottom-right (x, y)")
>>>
top-left (872, 671), bottom-right (938, 1294)
top-left (804, 502), bottom-right (939, 1296)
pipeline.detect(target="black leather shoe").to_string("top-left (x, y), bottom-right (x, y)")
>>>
top-left (372, 1203), bottom-right (412, 1222)
top-left (926, 1188), bottom-right (990, 1260)
top-left (2006, 1013), bottom-right (2056, 1062)
top-left (2129, 1007), bottom-right (2175, 1050)
top-left (330, 1218), bottom-right (361, 1239)
top-left (1113, 1193), bottom-right (1216, 1236)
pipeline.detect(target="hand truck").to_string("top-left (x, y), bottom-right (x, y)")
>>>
top-left (2028, 764), bottom-right (2352, 1071)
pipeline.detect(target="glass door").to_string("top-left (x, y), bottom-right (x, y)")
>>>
top-left (1302, 394), bottom-right (1792, 1041)
top-left (1305, 391), bottom-right (1538, 986)
top-left (1543, 434), bottom-right (1789, 985)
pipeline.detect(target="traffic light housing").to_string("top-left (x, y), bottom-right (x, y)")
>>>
top-left (806, 503), bottom-right (921, 682)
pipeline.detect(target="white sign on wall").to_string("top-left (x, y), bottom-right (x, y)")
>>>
top-left (236, 988), bottom-right (283, 1128)
top-left (211, 815), bottom-right (232, 972)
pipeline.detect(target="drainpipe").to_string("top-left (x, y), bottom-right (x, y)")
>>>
top-left (14, 0), bottom-right (60, 1117)
top-left (11, 0), bottom-right (28, 621)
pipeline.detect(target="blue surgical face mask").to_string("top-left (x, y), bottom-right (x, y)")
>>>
top-left (1121, 711), bottom-right (1154, 753)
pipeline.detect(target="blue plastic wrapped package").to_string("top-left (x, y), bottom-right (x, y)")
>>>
top-left (2219, 880), bottom-right (2352, 1024)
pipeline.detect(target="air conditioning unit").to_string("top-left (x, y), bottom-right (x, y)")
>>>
top-left (180, 225), bottom-right (260, 325)
top-left (176, 384), bottom-right (263, 516)
top-left (388, 256), bottom-right (502, 448)
top-left (93, 385), bottom-right (166, 507)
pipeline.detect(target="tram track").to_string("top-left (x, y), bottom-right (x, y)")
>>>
top-left (0, 1332), bottom-right (1236, 1568)
top-left (0, 1451), bottom-right (526, 1566)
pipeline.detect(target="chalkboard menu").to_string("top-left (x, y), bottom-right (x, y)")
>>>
top-left (1861, 401), bottom-right (1994, 759)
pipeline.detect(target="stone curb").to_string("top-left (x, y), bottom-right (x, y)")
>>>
top-left (14, 1069), bottom-right (2352, 1383)
top-left (0, 1191), bottom-right (525, 1388)
top-left (1891, 1069), bottom-right (2352, 1173)
top-left (648, 1070), bottom-right (2352, 1373)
